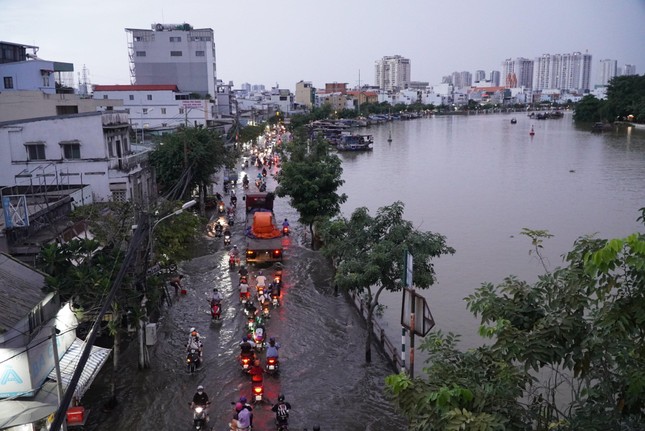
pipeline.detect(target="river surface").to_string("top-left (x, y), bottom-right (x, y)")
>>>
top-left (338, 112), bottom-right (645, 357)
top-left (81, 113), bottom-right (645, 430)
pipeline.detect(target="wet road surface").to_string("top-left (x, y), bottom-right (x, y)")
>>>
top-left (81, 169), bottom-right (406, 431)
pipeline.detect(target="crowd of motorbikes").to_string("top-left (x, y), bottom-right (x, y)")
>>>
top-left (185, 135), bottom-right (296, 431)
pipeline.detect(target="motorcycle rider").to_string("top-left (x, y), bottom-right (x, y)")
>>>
top-left (240, 335), bottom-right (256, 360)
top-left (255, 270), bottom-right (267, 289)
top-left (230, 245), bottom-right (240, 264)
top-left (271, 394), bottom-right (291, 427)
top-left (238, 265), bottom-right (249, 279)
top-left (214, 221), bottom-right (223, 236)
top-left (282, 218), bottom-right (289, 229)
top-left (239, 279), bottom-right (250, 302)
top-left (249, 359), bottom-right (264, 386)
top-left (191, 385), bottom-right (209, 408)
top-left (236, 402), bottom-right (252, 430)
top-left (211, 288), bottom-right (222, 305)
top-left (230, 192), bottom-right (237, 207)
top-left (266, 337), bottom-right (280, 360)
top-left (187, 328), bottom-right (203, 358)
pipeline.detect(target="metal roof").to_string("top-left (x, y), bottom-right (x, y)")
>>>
top-left (0, 253), bottom-right (47, 333)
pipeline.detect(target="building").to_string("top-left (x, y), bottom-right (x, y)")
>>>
top-left (294, 81), bottom-right (315, 109)
top-left (621, 64), bottom-right (637, 76)
top-left (489, 70), bottom-right (501, 87)
top-left (598, 58), bottom-right (618, 86)
top-left (0, 41), bottom-right (75, 95)
top-left (92, 84), bottom-right (215, 138)
top-left (502, 57), bottom-right (534, 88)
top-left (474, 70), bottom-right (486, 82)
top-left (533, 52), bottom-right (592, 92)
top-left (0, 111), bottom-right (154, 205)
top-left (375, 55), bottom-right (411, 91)
top-left (0, 253), bottom-right (111, 430)
top-left (126, 23), bottom-right (217, 97)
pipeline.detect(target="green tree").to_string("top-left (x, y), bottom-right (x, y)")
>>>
top-left (149, 127), bottom-right (232, 204)
top-left (573, 94), bottom-right (604, 122)
top-left (274, 132), bottom-right (347, 246)
top-left (319, 202), bottom-right (454, 363)
top-left (604, 75), bottom-right (645, 122)
top-left (386, 216), bottom-right (645, 430)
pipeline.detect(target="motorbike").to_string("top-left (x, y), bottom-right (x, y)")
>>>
top-left (271, 292), bottom-right (280, 307)
top-left (210, 300), bottom-right (221, 321)
top-left (239, 290), bottom-right (250, 304)
top-left (217, 201), bottom-right (226, 214)
top-left (229, 254), bottom-right (236, 271)
top-left (224, 233), bottom-right (231, 246)
top-left (239, 352), bottom-right (254, 373)
top-left (256, 285), bottom-right (266, 299)
top-left (186, 349), bottom-right (201, 373)
top-left (191, 403), bottom-right (210, 430)
top-left (261, 302), bottom-right (270, 319)
top-left (265, 356), bottom-right (279, 374)
top-left (239, 274), bottom-right (248, 285)
top-left (282, 225), bottom-right (289, 236)
top-left (247, 316), bottom-right (256, 333)
top-left (227, 213), bottom-right (235, 226)
top-left (259, 182), bottom-right (266, 192)
top-left (253, 326), bottom-right (265, 350)
top-left (252, 379), bottom-right (264, 403)
top-left (214, 225), bottom-right (223, 237)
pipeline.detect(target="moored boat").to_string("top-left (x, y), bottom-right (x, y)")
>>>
top-left (337, 134), bottom-right (374, 151)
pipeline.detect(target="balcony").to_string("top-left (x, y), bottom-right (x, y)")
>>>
top-left (108, 148), bottom-right (151, 172)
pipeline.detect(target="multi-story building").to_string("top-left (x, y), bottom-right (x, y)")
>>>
top-left (598, 59), bottom-right (618, 86)
top-left (502, 57), bottom-right (534, 89)
top-left (295, 81), bottom-right (315, 109)
top-left (0, 111), bottom-right (154, 205)
top-left (375, 55), bottom-right (411, 91)
top-left (126, 23), bottom-right (217, 97)
top-left (0, 41), bottom-right (75, 95)
top-left (533, 52), bottom-right (592, 92)
top-left (489, 71), bottom-right (501, 87)
top-left (474, 70), bottom-right (486, 83)
top-left (621, 64), bottom-right (637, 76)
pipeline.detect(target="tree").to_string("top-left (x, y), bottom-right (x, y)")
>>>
top-left (274, 132), bottom-right (347, 246)
top-left (385, 214), bottom-right (645, 430)
top-left (149, 127), bottom-right (233, 204)
top-left (319, 202), bottom-right (454, 363)
top-left (573, 94), bottom-right (604, 122)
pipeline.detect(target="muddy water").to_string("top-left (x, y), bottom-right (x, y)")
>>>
top-left (81, 170), bottom-right (406, 430)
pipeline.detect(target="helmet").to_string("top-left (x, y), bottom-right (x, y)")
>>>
top-left (242, 337), bottom-right (248, 343)
top-left (278, 394), bottom-right (285, 402)
top-left (259, 270), bottom-right (263, 275)
top-left (239, 396), bottom-right (247, 404)
top-left (213, 288), bottom-right (218, 292)
top-left (197, 385), bottom-right (204, 391)
top-left (235, 402), bottom-right (243, 411)
top-left (233, 245), bottom-right (238, 249)
top-left (190, 327), bottom-right (196, 332)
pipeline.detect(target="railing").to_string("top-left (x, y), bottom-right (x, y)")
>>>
top-left (108, 149), bottom-right (150, 171)
top-left (346, 290), bottom-right (404, 373)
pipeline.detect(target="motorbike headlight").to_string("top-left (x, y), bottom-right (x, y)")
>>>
top-left (195, 406), bottom-right (203, 413)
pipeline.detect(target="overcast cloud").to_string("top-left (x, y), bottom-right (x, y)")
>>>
top-left (2, 0), bottom-right (644, 90)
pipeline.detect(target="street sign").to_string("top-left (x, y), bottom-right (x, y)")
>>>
top-left (401, 287), bottom-right (435, 336)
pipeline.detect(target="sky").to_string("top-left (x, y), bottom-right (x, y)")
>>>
top-left (2, 0), bottom-right (644, 91)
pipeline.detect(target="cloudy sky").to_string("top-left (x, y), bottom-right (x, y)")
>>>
top-left (2, 0), bottom-right (644, 90)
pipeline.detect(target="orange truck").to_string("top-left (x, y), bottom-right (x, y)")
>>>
top-left (244, 193), bottom-right (283, 263)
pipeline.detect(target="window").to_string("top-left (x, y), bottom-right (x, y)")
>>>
top-left (61, 142), bottom-right (81, 159)
top-left (129, 95), bottom-right (134, 100)
top-left (42, 75), bottom-right (50, 86)
top-left (161, 108), bottom-right (167, 114)
top-left (28, 304), bottom-right (44, 335)
top-left (26, 143), bottom-right (46, 160)
top-left (103, 95), bottom-right (108, 99)
top-left (147, 94), bottom-right (152, 101)
top-left (195, 51), bottom-right (205, 57)
top-left (3, 76), bottom-right (13, 89)
top-left (136, 51), bottom-right (146, 57)
top-left (169, 36), bottom-right (182, 42)
top-left (143, 108), bottom-right (149, 114)
top-left (112, 190), bottom-right (126, 202)
top-left (179, 108), bottom-right (185, 114)
top-left (170, 51), bottom-right (183, 57)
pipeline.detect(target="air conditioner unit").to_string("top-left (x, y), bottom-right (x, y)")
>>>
top-left (145, 323), bottom-right (158, 345)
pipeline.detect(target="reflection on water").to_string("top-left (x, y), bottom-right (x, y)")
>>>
top-left (338, 113), bottom-right (645, 352)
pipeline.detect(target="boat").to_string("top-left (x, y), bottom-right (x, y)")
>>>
top-left (591, 122), bottom-right (613, 133)
top-left (337, 134), bottom-right (373, 151)
top-left (510, 118), bottom-right (517, 124)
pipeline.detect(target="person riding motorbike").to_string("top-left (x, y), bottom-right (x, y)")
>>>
top-left (239, 279), bottom-right (250, 302)
top-left (230, 192), bottom-right (237, 207)
top-left (266, 337), bottom-right (280, 359)
top-left (211, 288), bottom-right (222, 305)
top-left (214, 221), bottom-right (223, 236)
top-left (239, 335), bottom-right (256, 366)
top-left (261, 167), bottom-right (267, 177)
top-left (238, 265), bottom-right (249, 280)
top-left (191, 385), bottom-right (209, 408)
top-left (282, 218), bottom-right (289, 229)
top-left (187, 328), bottom-right (203, 357)
top-left (255, 270), bottom-right (267, 289)
top-left (235, 402), bottom-right (252, 430)
top-left (249, 359), bottom-right (264, 385)
top-left (271, 394), bottom-right (291, 427)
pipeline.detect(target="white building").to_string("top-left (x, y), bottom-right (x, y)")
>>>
top-left (598, 59), bottom-right (618, 86)
top-left (0, 41), bottom-right (75, 95)
top-left (0, 111), bottom-right (154, 204)
top-left (92, 84), bottom-right (215, 139)
top-left (126, 23), bottom-right (217, 97)
top-left (532, 52), bottom-right (592, 92)
top-left (375, 55), bottom-right (411, 91)
top-left (502, 57), bottom-right (534, 88)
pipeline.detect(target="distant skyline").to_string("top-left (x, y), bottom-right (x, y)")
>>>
top-left (2, 0), bottom-right (644, 91)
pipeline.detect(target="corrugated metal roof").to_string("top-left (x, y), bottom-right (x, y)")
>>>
top-left (0, 253), bottom-right (47, 333)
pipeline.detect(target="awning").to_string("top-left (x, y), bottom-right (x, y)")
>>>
top-left (47, 338), bottom-right (111, 400)
top-left (0, 399), bottom-right (56, 429)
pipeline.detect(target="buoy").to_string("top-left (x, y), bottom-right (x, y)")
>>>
top-left (529, 125), bottom-right (535, 136)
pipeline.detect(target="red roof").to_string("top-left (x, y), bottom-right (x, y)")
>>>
top-left (93, 84), bottom-right (179, 92)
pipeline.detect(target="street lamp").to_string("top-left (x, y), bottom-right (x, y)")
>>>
top-left (139, 198), bottom-right (196, 369)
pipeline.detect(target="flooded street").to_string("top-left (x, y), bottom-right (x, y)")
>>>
top-left (81, 169), bottom-right (406, 430)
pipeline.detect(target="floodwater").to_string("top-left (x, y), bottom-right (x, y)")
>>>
top-left (338, 113), bottom-right (645, 356)
top-left (81, 112), bottom-right (645, 430)
top-left (82, 166), bottom-right (406, 430)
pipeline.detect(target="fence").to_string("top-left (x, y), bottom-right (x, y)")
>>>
top-left (346, 290), bottom-right (404, 373)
